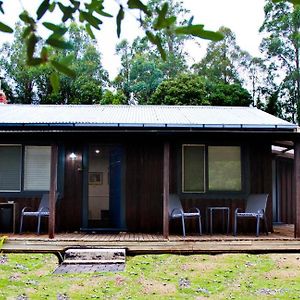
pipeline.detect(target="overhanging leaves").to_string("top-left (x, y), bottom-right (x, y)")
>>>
top-left (0, 21), bottom-right (13, 33)
top-left (51, 60), bottom-right (76, 78)
top-left (50, 72), bottom-right (60, 93)
top-left (36, 0), bottom-right (50, 20)
top-left (116, 5), bottom-right (125, 38)
top-left (46, 37), bottom-right (73, 50)
top-left (127, 0), bottom-right (151, 17)
top-left (175, 25), bottom-right (223, 41)
top-left (43, 22), bottom-right (68, 36)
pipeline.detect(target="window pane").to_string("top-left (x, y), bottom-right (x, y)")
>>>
top-left (208, 146), bottom-right (241, 191)
top-left (0, 146), bottom-right (21, 191)
top-left (183, 145), bottom-right (205, 192)
top-left (24, 146), bottom-right (51, 191)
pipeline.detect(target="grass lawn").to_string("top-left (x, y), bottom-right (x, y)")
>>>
top-left (0, 253), bottom-right (300, 299)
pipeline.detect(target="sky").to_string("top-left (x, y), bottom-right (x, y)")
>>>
top-left (0, 0), bottom-right (266, 80)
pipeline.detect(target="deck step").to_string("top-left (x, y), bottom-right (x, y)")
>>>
top-left (54, 248), bottom-right (126, 274)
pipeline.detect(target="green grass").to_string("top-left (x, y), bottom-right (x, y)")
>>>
top-left (1, 253), bottom-right (300, 299)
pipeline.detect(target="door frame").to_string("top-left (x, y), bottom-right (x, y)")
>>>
top-left (81, 143), bottom-right (126, 231)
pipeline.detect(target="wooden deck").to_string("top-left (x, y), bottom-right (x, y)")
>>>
top-left (2, 225), bottom-right (300, 255)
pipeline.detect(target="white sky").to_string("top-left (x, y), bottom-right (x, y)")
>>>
top-left (0, 0), bottom-right (265, 79)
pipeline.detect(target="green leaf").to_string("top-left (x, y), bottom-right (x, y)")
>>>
top-left (50, 72), bottom-right (60, 93)
top-left (155, 38), bottom-right (166, 61)
top-left (43, 22), bottom-right (68, 36)
top-left (40, 47), bottom-right (49, 62)
top-left (51, 60), bottom-right (76, 78)
top-left (145, 31), bottom-right (166, 60)
top-left (145, 30), bottom-right (157, 44)
top-left (116, 5), bottom-right (125, 38)
top-left (85, 23), bottom-right (95, 39)
top-left (27, 57), bottom-right (44, 66)
top-left (127, 0), bottom-right (151, 17)
top-left (22, 26), bottom-right (32, 38)
top-left (36, 0), bottom-right (50, 20)
top-left (60, 54), bottom-right (74, 66)
top-left (46, 37), bottom-right (73, 50)
top-left (49, 2), bottom-right (56, 12)
top-left (155, 2), bottom-right (168, 28)
top-left (80, 11), bottom-right (102, 29)
top-left (58, 3), bottom-right (75, 22)
top-left (26, 33), bottom-right (39, 60)
top-left (175, 25), bottom-right (224, 41)
top-left (0, 1), bottom-right (4, 14)
top-left (19, 11), bottom-right (35, 24)
top-left (0, 21), bottom-right (13, 33)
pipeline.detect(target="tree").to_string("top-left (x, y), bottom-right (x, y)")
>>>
top-left (206, 82), bottom-right (252, 106)
top-left (193, 27), bottom-right (248, 85)
top-left (150, 74), bottom-right (209, 105)
top-left (260, 0), bottom-right (300, 122)
top-left (0, 0), bottom-right (223, 86)
top-left (0, 23), bottom-right (107, 104)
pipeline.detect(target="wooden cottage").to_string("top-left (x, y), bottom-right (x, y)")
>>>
top-left (0, 105), bottom-right (299, 239)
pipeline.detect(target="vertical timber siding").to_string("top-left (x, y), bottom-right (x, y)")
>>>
top-left (126, 142), bottom-right (163, 233)
top-left (276, 158), bottom-right (295, 224)
top-left (61, 145), bottom-right (83, 232)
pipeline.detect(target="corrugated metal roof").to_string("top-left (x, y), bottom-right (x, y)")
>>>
top-left (0, 104), bottom-right (297, 130)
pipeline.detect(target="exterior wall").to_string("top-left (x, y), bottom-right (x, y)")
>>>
top-left (0, 133), bottom-right (275, 234)
top-left (274, 157), bottom-right (295, 224)
top-left (125, 142), bottom-right (163, 233)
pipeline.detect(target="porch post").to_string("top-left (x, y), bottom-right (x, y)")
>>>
top-left (294, 140), bottom-right (300, 238)
top-left (163, 142), bottom-right (170, 238)
top-left (49, 144), bottom-right (58, 239)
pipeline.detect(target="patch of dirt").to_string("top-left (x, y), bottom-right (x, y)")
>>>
top-left (265, 254), bottom-right (300, 278)
top-left (139, 277), bottom-right (177, 295)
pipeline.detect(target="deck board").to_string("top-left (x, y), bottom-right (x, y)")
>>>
top-left (2, 224), bottom-right (299, 255)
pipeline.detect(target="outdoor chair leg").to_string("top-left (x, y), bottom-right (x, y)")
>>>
top-left (181, 216), bottom-right (186, 237)
top-left (233, 214), bottom-right (237, 236)
top-left (198, 216), bottom-right (202, 235)
top-left (256, 216), bottom-right (260, 237)
top-left (37, 215), bottom-right (41, 234)
top-left (19, 214), bottom-right (24, 234)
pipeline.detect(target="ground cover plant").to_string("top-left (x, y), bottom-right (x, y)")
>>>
top-left (0, 253), bottom-right (300, 299)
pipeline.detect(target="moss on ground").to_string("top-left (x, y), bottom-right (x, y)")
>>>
top-left (0, 253), bottom-right (300, 299)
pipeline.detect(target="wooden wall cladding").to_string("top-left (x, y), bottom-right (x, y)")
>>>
top-left (276, 158), bottom-right (294, 224)
top-left (125, 142), bottom-right (163, 233)
top-left (60, 145), bottom-right (83, 232)
top-left (249, 143), bottom-right (273, 231)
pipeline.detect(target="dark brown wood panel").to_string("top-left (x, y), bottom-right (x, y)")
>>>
top-left (277, 158), bottom-right (294, 224)
top-left (60, 145), bottom-right (83, 232)
top-left (126, 142), bottom-right (163, 233)
top-left (249, 143), bottom-right (273, 231)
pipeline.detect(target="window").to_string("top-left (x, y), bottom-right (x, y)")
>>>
top-left (182, 145), bottom-right (242, 193)
top-left (0, 146), bottom-right (22, 192)
top-left (24, 146), bottom-right (51, 191)
top-left (182, 145), bottom-right (205, 193)
top-left (208, 146), bottom-right (241, 191)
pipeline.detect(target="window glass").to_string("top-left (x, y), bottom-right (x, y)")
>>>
top-left (208, 146), bottom-right (241, 191)
top-left (182, 145), bottom-right (205, 192)
top-left (0, 146), bottom-right (22, 191)
top-left (24, 146), bottom-right (51, 191)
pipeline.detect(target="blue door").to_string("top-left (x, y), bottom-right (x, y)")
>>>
top-left (109, 146), bottom-right (125, 229)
